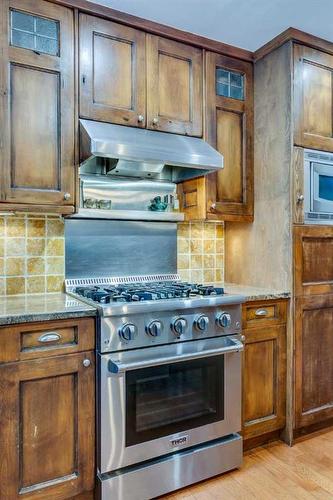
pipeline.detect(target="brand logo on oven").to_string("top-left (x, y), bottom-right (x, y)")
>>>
top-left (170, 435), bottom-right (189, 447)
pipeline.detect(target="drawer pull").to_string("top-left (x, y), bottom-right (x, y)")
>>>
top-left (38, 332), bottom-right (61, 343)
top-left (255, 308), bottom-right (268, 317)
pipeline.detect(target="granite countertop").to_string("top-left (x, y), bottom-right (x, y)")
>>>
top-left (223, 283), bottom-right (291, 302)
top-left (0, 293), bottom-right (97, 326)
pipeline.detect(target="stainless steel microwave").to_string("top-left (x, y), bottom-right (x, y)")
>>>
top-left (304, 149), bottom-right (333, 224)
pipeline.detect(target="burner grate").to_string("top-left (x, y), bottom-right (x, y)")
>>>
top-left (65, 274), bottom-right (181, 292)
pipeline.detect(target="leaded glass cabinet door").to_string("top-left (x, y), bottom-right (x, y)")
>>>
top-left (0, 0), bottom-right (75, 212)
top-left (206, 52), bottom-right (254, 221)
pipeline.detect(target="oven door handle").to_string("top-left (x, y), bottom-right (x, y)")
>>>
top-left (108, 337), bottom-right (243, 374)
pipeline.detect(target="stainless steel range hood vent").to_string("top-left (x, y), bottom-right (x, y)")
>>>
top-left (80, 119), bottom-right (223, 183)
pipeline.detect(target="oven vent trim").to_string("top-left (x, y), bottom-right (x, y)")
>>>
top-left (305, 149), bottom-right (333, 163)
top-left (65, 274), bottom-right (181, 291)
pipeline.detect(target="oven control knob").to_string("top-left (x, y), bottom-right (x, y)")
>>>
top-left (217, 312), bottom-right (232, 328)
top-left (171, 318), bottom-right (187, 336)
top-left (195, 314), bottom-right (209, 332)
top-left (146, 320), bottom-right (162, 337)
top-left (119, 323), bottom-right (137, 342)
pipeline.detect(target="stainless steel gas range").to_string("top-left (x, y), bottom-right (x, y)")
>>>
top-left (65, 219), bottom-right (245, 500)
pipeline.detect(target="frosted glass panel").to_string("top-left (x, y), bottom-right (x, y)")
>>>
top-left (11, 9), bottom-right (59, 56)
top-left (216, 68), bottom-right (244, 100)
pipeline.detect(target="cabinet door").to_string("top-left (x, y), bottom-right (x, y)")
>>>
top-left (205, 52), bottom-right (253, 221)
top-left (294, 44), bottom-right (333, 152)
top-left (79, 14), bottom-right (146, 128)
top-left (0, 351), bottom-right (95, 499)
top-left (147, 35), bottom-right (203, 136)
top-left (294, 225), bottom-right (333, 296)
top-left (295, 295), bottom-right (333, 429)
top-left (0, 0), bottom-right (75, 211)
top-left (243, 325), bottom-right (286, 440)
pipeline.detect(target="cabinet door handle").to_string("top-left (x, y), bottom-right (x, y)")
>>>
top-left (83, 359), bottom-right (91, 367)
top-left (82, 74), bottom-right (86, 84)
top-left (255, 308), bottom-right (268, 317)
top-left (137, 114), bottom-right (144, 123)
top-left (38, 332), bottom-right (61, 343)
top-left (64, 192), bottom-right (71, 201)
top-left (152, 117), bottom-right (159, 125)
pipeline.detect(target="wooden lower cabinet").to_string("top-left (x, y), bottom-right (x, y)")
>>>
top-left (0, 351), bottom-right (95, 500)
top-left (295, 294), bottom-right (333, 430)
top-left (242, 301), bottom-right (287, 445)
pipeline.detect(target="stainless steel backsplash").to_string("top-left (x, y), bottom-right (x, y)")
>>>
top-left (65, 219), bottom-right (177, 279)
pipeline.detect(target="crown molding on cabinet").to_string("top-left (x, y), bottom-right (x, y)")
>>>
top-left (48, 0), bottom-right (254, 61)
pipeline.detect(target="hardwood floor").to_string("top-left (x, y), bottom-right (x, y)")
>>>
top-left (163, 428), bottom-right (333, 499)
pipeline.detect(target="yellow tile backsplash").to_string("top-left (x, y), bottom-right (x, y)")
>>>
top-left (0, 214), bottom-right (65, 295)
top-left (177, 222), bottom-right (224, 283)
top-left (0, 215), bottom-right (224, 296)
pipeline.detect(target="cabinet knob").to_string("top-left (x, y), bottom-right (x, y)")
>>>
top-left (83, 359), bottom-right (91, 367)
top-left (152, 117), bottom-right (159, 125)
top-left (64, 192), bottom-right (71, 201)
top-left (296, 193), bottom-right (304, 204)
top-left (210, 203), bottom-right (217, 211)
top-left (137, 114), bottom-right (144, 123)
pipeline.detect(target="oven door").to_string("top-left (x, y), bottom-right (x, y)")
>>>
top-left (99, 336), bottom-right (243, 473)
top-left (312, 162), bottom-right (333, 213)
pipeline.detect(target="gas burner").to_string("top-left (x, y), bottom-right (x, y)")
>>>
top-left (73, 281), bottom-right (225, 303)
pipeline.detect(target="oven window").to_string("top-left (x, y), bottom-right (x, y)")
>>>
top-left (125, 355), bottom-right (224, 446)
top-left (319, 175), bottom-right (333, 201)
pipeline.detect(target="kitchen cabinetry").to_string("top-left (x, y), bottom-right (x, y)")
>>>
top-left (294, 44), bottom-right (333, 152)
top-left (79, 14), bottom-right (146, 128)
top-left (0, 0), bottom-right (75, 213)
top-left (242, 300), bottom-right (287, 446)
top-left (146, 35), bottom-right (202, 136)
top-left (178, 52), bottom-right (254, 221)
top-left (294, 225), bottom-right (333, 430)
top-left (295, 294), bottom-right (333, 429)
top-left (79, 15), bottom-right (203, 136)
top-left (294, 225), bottom-right (333, 296)
top-left (0, 317), bottom-right (95, 500)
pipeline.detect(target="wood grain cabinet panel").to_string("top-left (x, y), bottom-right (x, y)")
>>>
top-left (147, 35), bottom-right (203, 136)
top-left (0, 0), bottom-right (75, 212)
top-left (294, 44), bottom-right (333, 152)
top-left (0, 317), bottom-right (95, 363)
top-left (294, 225), bottom-right (333, 296)
top-left (178, 52), bottom-right (253, 222)
top-left (242, 324), bottom-right (286, 440)
top-left (295, 295), bottom-right (333, 429)
top-left (79, 14), bottom-right (146, 127)
top-left (205, 52), bottom-right (254, 220)
top-left (0, 351), bottom-right (95, 499)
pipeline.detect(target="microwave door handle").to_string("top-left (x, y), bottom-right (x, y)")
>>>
top-left (108, 338), bottom-right (243, 374)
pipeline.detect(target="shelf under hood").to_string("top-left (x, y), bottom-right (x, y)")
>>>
top-left (80, 119), bottom-right (223, 183)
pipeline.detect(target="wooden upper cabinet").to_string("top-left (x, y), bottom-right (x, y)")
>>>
top-left (79, 14), bottom-right (146, 127)
top-left (0, 351), bottom-right (95, 499)
top-left (294, 44), bottom-right (333, 152)
top-left (178, 52), bottom-right (253, 222)
top-left (0, 0), bottom-right (75, 211)
top-left (206, 52), bottom-right (254, 220)
top-left (146, 36), bottom-right (203, 136)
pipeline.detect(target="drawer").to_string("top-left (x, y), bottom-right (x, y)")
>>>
top-left (0, 317), bottom-right (95, 363)
top-left (242, 300), bottom-right (288, 329)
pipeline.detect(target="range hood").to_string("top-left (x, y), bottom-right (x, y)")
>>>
top-left (80, 119), bottom-right (223, 183)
